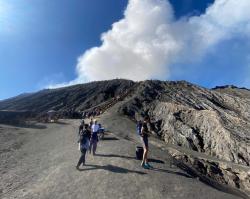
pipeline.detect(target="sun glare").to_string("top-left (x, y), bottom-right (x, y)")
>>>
top-left (0, 1), bottom-right (8, 24)
top-left (0, 1), bottom-right (13, 33)
top-left (0, 1), bottom-right (8, 16)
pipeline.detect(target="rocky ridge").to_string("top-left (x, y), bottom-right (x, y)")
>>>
top-left (119, 80), bottom-right (250, 166)
top-left (0, 79), bottom-right (134, 113)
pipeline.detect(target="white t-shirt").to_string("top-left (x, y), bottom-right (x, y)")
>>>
top-left (91, 124), bottom-right (99, 133)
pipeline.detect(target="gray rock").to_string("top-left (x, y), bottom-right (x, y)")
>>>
top-left (120, 80), bottom-right (250, 167)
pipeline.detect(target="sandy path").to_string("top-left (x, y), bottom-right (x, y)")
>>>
top-left (0, 120), bottom-right (241, 199)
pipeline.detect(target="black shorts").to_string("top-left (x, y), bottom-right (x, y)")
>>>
top-left (140, 136), bottom-right (148, 149)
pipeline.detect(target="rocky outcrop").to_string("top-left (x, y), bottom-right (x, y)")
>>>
top-left (212, 85), bottom-right (250, 99)
top-left (168, 147), bottom-right (250, 198)
top-left (120, 80), bottom-right (250, 167)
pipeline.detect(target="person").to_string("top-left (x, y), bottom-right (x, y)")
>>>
top-left (78, 119), bottom-right (85, 138)
top-left (140, 116), bottom-right (153, 169)
top-left (89, 120), bottom-right (100, 155)
top-left (98, 123), bottom-right (105, 140)
top-left (79, 124), bottom-right (83, 135)
top-left (80, 119), bottom-right (85, 126)
top-left (89, 118), bottom-right (93, 128)
top-left (136, 120), bottom-right (142, 135)
top-left (82, 112), bottom-right (86, 119)
top-left (76, 124), bottom-right (91, 170)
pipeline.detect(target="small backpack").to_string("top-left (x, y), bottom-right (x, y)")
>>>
top-left (136, 121), bottom-right (142, 136)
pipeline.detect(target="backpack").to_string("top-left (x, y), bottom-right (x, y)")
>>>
top-left (136, 121), bottom-right (142, 136)
top-left (79, 129), bottom-right (88, 145)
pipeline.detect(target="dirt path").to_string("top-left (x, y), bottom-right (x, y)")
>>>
top-left (0, 120), bottom-right (241, 199)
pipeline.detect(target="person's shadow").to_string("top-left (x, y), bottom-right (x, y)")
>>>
top-left (95, 154), bottom-right (165, 164)
top-left (150, 167), bottom-right (193, 178)
top-left (95, 153), bottom-right (135, 160)
top-left (78, 163), bottom-right (193, 178)
top-left (92, 153), bottom-right (193, 178)
top-left (78, 164), bottom-right (146, 175)
top-left (101, 137), bottom-right (119, 141)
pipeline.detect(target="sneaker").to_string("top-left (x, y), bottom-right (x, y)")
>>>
top-left (145, 163), bottom-right (153, 168)
top-left (141, 163), bottom-right (150, 169)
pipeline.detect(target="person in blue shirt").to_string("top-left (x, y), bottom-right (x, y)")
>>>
top-left (89, 120), bottom-right (100, 155)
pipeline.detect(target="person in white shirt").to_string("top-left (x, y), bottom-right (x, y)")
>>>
top-left (89, 120), bottom-right (100, 155)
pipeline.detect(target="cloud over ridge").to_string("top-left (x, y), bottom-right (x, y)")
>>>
top-left (51, 0), bottom-right (250, 88)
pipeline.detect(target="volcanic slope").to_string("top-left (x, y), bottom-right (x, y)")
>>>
top-left (1, 79), bottom-right (250, 166)
top-left (0, 119), bottom-right (243, 199)
top-left (0, 79), bottom-right (250, 196)
top-left (0, 79), bottom-right (134, 112)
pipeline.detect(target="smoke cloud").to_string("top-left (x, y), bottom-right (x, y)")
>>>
top-left (51, 0), bottom-right (250, 88)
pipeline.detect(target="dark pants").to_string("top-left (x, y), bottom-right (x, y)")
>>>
top-left (89, 134), bottom-right (98, 155)
top-left (77, 148), bottom-right (87, 167)
top-left (89, 138), bottom-right (98, 155)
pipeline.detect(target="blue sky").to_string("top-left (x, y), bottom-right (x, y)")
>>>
top-left (0, 0), bottom-right (127, 99)
top-left (0, 0), bottom-right (249, 100)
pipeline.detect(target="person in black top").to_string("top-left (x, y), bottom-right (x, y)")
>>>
top-left (79, 124), bottom-right (83, 134)
top-left (140, 116), bottom-right (152, 169)
top-left (76, 124), bottom-right (91, 170)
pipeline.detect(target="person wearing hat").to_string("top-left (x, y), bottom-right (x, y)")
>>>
top-left (89, 119), bottom-right (100, 155)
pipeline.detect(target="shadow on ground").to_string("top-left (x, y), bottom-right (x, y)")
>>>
top-left (151, 168), bottom-right (193, 178)
top-left (95, 153), bottom-right (135, 159)
top-left (92, 153), bottom-right (193, 178)
top-left (78, 163), bottom-right (193, 179)
top-left (78, 164), bottom-right (146, 175)
top-left (101, 137), bottom-right (119, 141)
top-left (0, 122), bottom-right (47, 129)
top-left (148, 158), bottom-right (165, 164)
top-left (54, 121), bottom-right (69, 125)
top-left (95, 153), bottom-right (165, 165)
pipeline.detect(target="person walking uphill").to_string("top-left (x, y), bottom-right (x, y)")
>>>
top-left (89, 120), bottom-right (100, 155)
top-left (140, 116), bottom-right (153, 169)
top-left (78, 119), bottom-right (85, 135)
top-left (76, 124), bottom-right (90, 170)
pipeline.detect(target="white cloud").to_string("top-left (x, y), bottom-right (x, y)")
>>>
top-left (39, 73), bottom-right (69, 89)
top-left (54, 0), bottom-right (250, 87)
top-left (188, 0), bottom-right (250, 47)
top-left (75, 0), bottom-right (180, 82)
